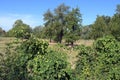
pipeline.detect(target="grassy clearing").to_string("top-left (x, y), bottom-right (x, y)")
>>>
top-left (0, 37), bottom-right (20, 54)
top-left (48, 44), bottom-right (79, 69)
top-left (49, 39), bottom-right (94, 69)
top-left (0, 37), bottom-right (94, 69)
top-left (76, 39), bottom-right (94, 46)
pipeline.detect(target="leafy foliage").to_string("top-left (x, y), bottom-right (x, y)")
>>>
top-left (116, 4), bottom-right (120, 14)
top-left (91, 16), bottom-right (110, 39)
top-left (109, 13), bottom-right (120, 40)
top-left (0, 40), bottom-right (22, 80)
top-left (75, 45), bottom-right (97, 79)
top-left (80, 25), bottom-right (91, 39)
top-left (75, 36), bottom-right (120, 79)
top-left (43, 9), bottom-right (55, 42)
top-left (32, 26), bottom-right (44, 38)
top-left (94, 36), bottom-right (120, 79)
top-left (65, 8), bottom-right (81, 46)
top-left (43, 4), bottom-right (82, 43)
top-left (0, 36), bottom-right (74, 80)
top-left (7, 20), bottom-right (32, 39)
top-left (27, 50), bottom-right (70, 80)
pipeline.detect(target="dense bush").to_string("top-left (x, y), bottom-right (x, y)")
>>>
top-left (27, 50), bottom-right (69, 80)
top-left (75, 45), bottom-right (97, 79)
top-left (94, 36), bottom-right (120, 79)
top-left (75, 36), bottom-right (120, 79)
top-left (0, 36), bottom-right (74, 80)
top-left (1, 35), bottom-right (120, 80)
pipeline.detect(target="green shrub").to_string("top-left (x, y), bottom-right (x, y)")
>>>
top-left (75, 36), bottom-right (120, 79)
top-left (75, 45), bottom-right (97, 79)
top-left (94, 36), bottom-right (120, 79)
top-left (27, 50), bottom-right (70, 80)
top-left (0, 36), bottom-right (74, 80)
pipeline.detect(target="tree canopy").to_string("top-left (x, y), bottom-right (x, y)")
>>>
top-left (7, 20), bottom-right (32, 39)
top-left (43, 4), bottom-right (82, 45)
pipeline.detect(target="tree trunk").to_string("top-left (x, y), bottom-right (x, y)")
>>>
top-left (50, 38), bottom-right (52, 43)
top-left (71, 41), bottom-right (74, 47)
top-left (50, 35), bottom-right (52, 42)
top-left (58, 29), bottom-right (63, 43)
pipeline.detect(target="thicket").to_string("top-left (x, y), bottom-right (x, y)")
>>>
top-left (0, 36), bottom-right (75, 80)
top-left (75, 36), bottom-right (120, 79)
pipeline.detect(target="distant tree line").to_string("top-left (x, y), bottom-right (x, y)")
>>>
top-left (1, 4), bottom-right (120, 42)
top-left (81, 4), bottom-right (120, 40)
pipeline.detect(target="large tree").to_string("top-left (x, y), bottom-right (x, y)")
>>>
top-left (65, 8), bottom-right (82, 46)
top-left (43, 4), bottom-right (82, 44)
top-left (54, 3), bottom-right (70, 43)
top-left (44, 4), bottom-right (80, 43)
top-left (43, 9), bottom-right (55, 42)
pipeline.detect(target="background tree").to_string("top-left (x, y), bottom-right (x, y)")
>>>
top-left (65, 8), bottom-right (82, 46)
top-left (109, 14), bottom-right (120, 40)
top-left (54, 3), bottom-right (70, 43)
top-left (43, 4), bottom-right (82, 44)
top-left (109, 4), bottom-right (120, 40)
top-left (91, 15), bottom-right (109, 39)
top-left (80, 25), bottom-right (92, 39)
top-left (102, 16), bottom-right (111, 26)
top-left (116, 4), bottom-right (120, 14)
top-left (43, 9), bottom-right (55, 42)
top-left (7, 19), bottom-right (32, 39)
top-left (33, 26), bottom-right (44, 38)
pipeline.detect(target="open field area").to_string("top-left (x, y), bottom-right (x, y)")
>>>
top-left (0, 37), bottom-right (16, 54)
top-left (0, 37), bottom-right (94, 69)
